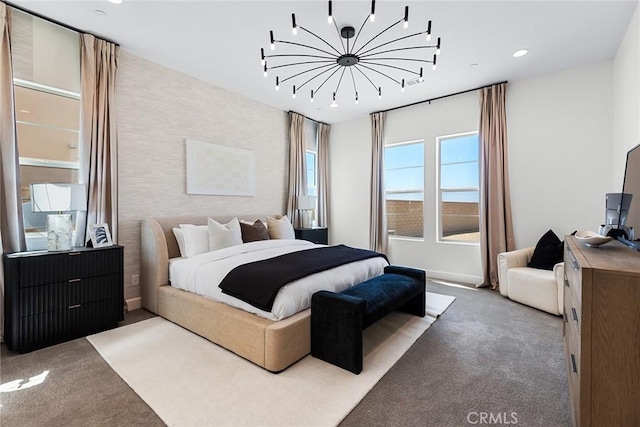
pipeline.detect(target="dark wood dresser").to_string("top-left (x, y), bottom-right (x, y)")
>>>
top-left (3, 245), bottom-right (124, 352)
top-left (563, 236), bottom-right (640, 426)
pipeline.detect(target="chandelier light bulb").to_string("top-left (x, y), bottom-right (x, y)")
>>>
top-left (292, 13), bottom-right (297, 35)
top-left (328, 0), bottom-right (333, 23)
top-left (426, 21), bottom-right (432, 41)
top-left (263, 64), bottom-right (268, 77)
top-left (270, 30), bottom-right (275, 50)
top-left (401, 79), bottom-right (405, 92)
top-left (260, 48), bottom-right (265, 66)
top-left (378, 87), bottom-right (382, 100)
top-left (370, 0), bottom-right (376, 22)
top-left (432, 55), bottom-right (437, 70)
top-left (355, 92), bottom-right (359, 104)
top-left (310, 90), bottom-right (314, 103)
top-left (292, 86), bottom-right (296, 99)
top-left (275, 76), bottom-right (279, 91)
top-left (419, 67), bottom-right (424, 82)
top-left (403, 6), bottom-right (409, 29)
top-left (436, 37), bottom-right (441, 55)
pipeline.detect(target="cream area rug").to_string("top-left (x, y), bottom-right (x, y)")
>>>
top-left (88, 292), bottom-right (455, 427)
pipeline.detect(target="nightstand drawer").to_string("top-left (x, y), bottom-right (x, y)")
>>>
top-left (19, 274), bottom-right (120, 316)
top-left (295, 228), bottom-right (328, 245)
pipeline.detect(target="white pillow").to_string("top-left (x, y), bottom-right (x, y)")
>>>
top-left (267, 215), bottom-right (295, 239)
top-left (172, 227), bottom-right (187, 258)
top-left (208, 217), bottom-right (243, 250)
top-left (179, 224), bottom-right (210, 258)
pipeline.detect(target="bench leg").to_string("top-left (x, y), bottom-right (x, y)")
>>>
top-left (311, 291), bottom-right (366, 374)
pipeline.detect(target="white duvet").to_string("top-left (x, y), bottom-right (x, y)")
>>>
top-left (169, 239), bottom-right (388, 321)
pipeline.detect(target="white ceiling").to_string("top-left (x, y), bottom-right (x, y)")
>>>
top-left (10, 0), bottom-right (638, 124)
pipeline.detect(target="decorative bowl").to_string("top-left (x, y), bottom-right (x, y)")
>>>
top-left (575, 230), bottom-right (613, 247)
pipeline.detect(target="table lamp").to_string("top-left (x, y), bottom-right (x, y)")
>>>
top-left (297, 195), bottom-right (317, 229)
top-left (30, 183), bottom-right (87, 251)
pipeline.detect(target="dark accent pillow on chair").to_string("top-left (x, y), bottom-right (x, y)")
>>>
top-left (240, 220), bottom-right (270, 243)
top-left (528, 229), bottom-right (564, 270)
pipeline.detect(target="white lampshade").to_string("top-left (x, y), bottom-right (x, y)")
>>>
top-left (297, 195), bottom-right (317, 211)
top-left (30, 183), bottom-right (87, 213)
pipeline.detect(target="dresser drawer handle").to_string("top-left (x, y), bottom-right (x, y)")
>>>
top-left (570, 259), bottom-right (579, 270)
top-left (69, 252), bottom-right (81, 256)
top-left (570, 354), bottom-right (578, 373)
top-left (571, 307), bottom-right (578, 322)
top-left (564, 278), bottom-right (569, 288)
top-left (68, 304), bottom-right (81, 309)
top-left (68, 278), bottom-right (81, 283)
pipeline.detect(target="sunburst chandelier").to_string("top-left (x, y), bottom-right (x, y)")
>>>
top-left (260, 0), bottom-right (441, 108)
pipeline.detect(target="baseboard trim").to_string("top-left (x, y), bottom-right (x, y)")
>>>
top-left (126, 297), bottom-right (142, 311)
top-left (427, 269), bottom-right (483, 286)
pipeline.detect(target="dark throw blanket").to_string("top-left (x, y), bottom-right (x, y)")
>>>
top-left (218, 245), bottom-right (388, 312)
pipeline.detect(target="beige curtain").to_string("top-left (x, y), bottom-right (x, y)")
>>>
top-left (286, 111), bottom-right (307, 228)
top-left (369, 112), bottom-right (388, 254)
top-left (479, 83), bottom-right (515, 288)
top-left (1, 2), bottom-right (25, 340)
top-left (79, 34), bottom-right (119, 245)
top-left (316, 122), bottom-right (330, 227)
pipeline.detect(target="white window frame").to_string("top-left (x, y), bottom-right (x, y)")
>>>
top-left (305, 149), bottom-right (317, 199)
top-left (436, 131), bottom-right (480, 245)
top-left (384, 139), bottom-right (425, 241)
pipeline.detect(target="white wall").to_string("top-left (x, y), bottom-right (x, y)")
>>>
top-left (329, 115), bottom-right (371, 250)
top-left (613, 5), bottom-right (640, 189)
top-left (330, 61), bottom-right (614, 283)
top-left (507, 61), bottom-right (613, 248)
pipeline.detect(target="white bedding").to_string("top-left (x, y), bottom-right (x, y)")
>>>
top-left (169, 239), bottom-right (388, 321)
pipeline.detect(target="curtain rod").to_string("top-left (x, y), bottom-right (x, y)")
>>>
top-left (288, 110), bottom-right (329, 126)
top-left (372, 80), bottom-right (508, 115)
top-left (4, 1), bottom-right (120, 46)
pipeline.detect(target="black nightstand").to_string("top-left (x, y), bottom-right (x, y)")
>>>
top-left (294, 227), bottom-right (328, 245)
top-left (3, 245), bottom-right (124, 353)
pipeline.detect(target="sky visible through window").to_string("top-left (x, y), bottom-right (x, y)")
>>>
top-left (440, 133), bottom-right (479, 203)
top-left (385, 142), bottom-right (424, 200)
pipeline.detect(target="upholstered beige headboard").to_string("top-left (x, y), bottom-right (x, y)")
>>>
top-left (140, 215), bottom-right (271, 313)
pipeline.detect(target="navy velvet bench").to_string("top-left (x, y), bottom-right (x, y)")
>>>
top-left (310, 265), bottom-right (426, 374)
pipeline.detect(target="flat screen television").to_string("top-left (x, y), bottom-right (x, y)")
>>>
top-left (617, 143), bottom-right (640, 250)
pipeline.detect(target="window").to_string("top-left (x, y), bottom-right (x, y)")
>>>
top-left (438, 132), bottom-right (479, 243)
top-left (385, 141), bottom-right (424, 238)
top-left (306, 150), bottom-right (317, 197)
top-left (10, 10), bottom-right (81, 250)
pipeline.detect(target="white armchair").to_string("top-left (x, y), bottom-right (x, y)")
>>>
top-left (497, 247), bottom-right (564, 316)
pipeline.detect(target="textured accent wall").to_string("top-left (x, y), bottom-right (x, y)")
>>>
top-left (117, 52), bottom-right (288, 300)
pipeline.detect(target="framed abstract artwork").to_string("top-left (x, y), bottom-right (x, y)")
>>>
top-left (185, 139), bottom-right (255, 196)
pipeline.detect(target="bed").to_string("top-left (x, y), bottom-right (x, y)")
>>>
top-left (140, 215), bottom-right (387, 372)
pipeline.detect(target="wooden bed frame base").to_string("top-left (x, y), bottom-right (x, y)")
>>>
top-left (140, 216), bottom-right (311, 372)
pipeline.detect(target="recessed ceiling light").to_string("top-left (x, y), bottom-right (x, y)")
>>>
top-left (513, 49), bottom-right (528, 58)
top-left (470, 63), bottom-right (479, 67)
top-left (94, 9), bottom-right (107, 16)
top-left (106, 0), bottom-right (122, 4)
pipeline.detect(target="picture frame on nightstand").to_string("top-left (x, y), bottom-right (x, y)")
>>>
top-left (89, 223), bottom-right (113, 248)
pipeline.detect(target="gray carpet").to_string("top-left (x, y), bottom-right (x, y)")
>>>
top-left (0, 282), bottom-right (570, 427)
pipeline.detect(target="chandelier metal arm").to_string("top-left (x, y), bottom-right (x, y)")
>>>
top-left (314, 66), bottom-right (344, 95)
top-left (270, 60), bottom-right (336, 73)
top-left (357, 61), bottom-right (421, 76)
top-left (276, 40), bottom-right (339, 58)
top-left (299, 26), bottom-right (343, 56)
top-left (357, 63), bottom-right (401, 85)
top-left (358, 31), bottom-right (430, 57)
top-left (266, 53), bottom-right (337, 61)
top-left (360, 45), bottom-right (437, 59)
top-left (295, 65), bottom-right (340, 91)
top-left (349, 67), bottom-right (359, 96)
top-left (350, 15), bottom-right (370, 54)
top-left (334, 66), bottom-right (347, 96)
top-left (360, 56), bottom-right (435, 65)
top-left (352, 66), bottom-right (380, 91)
top-left (281, 63), bottom-right (337, 86)
top-left (353, 18), bottom-right (404, 56)
top-left (331, 20), bottom-right (347, 54)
